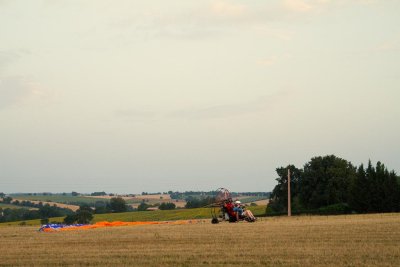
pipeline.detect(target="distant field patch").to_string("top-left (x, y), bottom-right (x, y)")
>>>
top-left (136, 194), bottom-right (171, 200)
top-left (236, 196), bottom-right (269, 203)
top-left (252, 199), bottom-right (269, 206)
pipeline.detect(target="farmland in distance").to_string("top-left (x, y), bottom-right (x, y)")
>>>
top-left (0, 205), bottom-right (267, 226)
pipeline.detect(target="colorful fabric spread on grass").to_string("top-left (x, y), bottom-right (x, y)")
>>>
top-left (39, 220), bottom-right (199, 232)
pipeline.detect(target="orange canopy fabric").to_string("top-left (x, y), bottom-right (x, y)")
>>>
top-left (41, 220), bottom-right (200, 232)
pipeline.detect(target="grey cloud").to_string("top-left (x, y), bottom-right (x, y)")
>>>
top-left (108, 13), bottom-right (221, 41)
top-left (169, 103), bottom-right (255, 120)
top-left (0, 76), bottom-right (33, 109)
top-left (168, 91), bottom-right (292, 120)
top-left (0, 49), bottom-right (31, 72)
top-left (0, 51), bottom-right (19, 71)
top-left (106, 0), bottom-right (378, 42)
top-left (0, 0), bottom-right (11, 6)
top-left (114, 108), bottom-right (157, 121)
top-left (106, 2), bottom-right (281, 41)
top-left (113, 91), bottom-right (292, 121)
top-left (373, 38), bottom-right (400, 52)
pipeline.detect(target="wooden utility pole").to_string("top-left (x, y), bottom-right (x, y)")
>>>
top-left (288, 168), bottom-right (291, 217)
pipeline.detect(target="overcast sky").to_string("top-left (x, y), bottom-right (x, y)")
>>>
top-left (1, 0), bottom-right (399, 194)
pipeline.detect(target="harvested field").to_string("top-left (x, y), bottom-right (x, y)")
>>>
top-left (251, 199), bottom-right (269, 206)
top-left (84, 195), bottom-right (135, 200)
top-left (1, 213), bottom-right (399, 266)
top-left (140, 194), bottom-right (171, 200)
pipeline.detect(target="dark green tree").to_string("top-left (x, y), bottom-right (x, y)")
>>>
top-left (349, 164), bottom-right (370, 212)
top-left (388, 171), bottom-right (400, 211)
top-left (137, 202), bottom-right (150, 211)
top-left (78, 204), bottom-right (93, 212)
top-left (185, 196), bottom-right (215, 208)
top-left (72, 205), bottom-right (94, 224)
top-left (91, 191), bottom-right (107, 196)
top-left (94, 201), bottom-right (110, 214)
top-left (40, 218), bottom-right (49, 225)
top-left (2, 196), bottom-right (13, 204)
top-left (110, 197), bottom-right (127, 213)
top-left (75, 210), bottom-right (93, 224)
top-left (299, 155), bottom-right (356, 209)
top-left (267, 155), bottom-right (400, 215)
top-left (268, 165), bottom-right (302, 212)
top-left (39, 204), bottom-right (63, 218)
top-left (159, 202), bottom-right (176, 210)
top-left (362, 161), bottom-right (400, 213)
top-left (63, 214), bottom-right (77, 225)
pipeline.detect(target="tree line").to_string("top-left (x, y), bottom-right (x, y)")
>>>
top-left (0, 198), bottom-right (74, 223)
top-left (184, 196), bottom-right (215, 208)
top-left (169, 191), bottom-right (269, 200)
top-left (268, 155), bottom-right (400, 215)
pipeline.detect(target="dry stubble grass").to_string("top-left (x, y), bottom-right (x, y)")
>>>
top-left (0, 213), bottom-right (399, 266)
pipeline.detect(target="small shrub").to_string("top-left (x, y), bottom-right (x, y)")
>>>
top-left (159, 203), bottom-right (176, 210)
top-left (137, 203), bottom-right (150, 211)
top-left (76, 210), bottom-right (93, 224)
top-left (63, 214), bottom-right (77, 225)
top-left (318, 203), bottom-right (351, 215)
